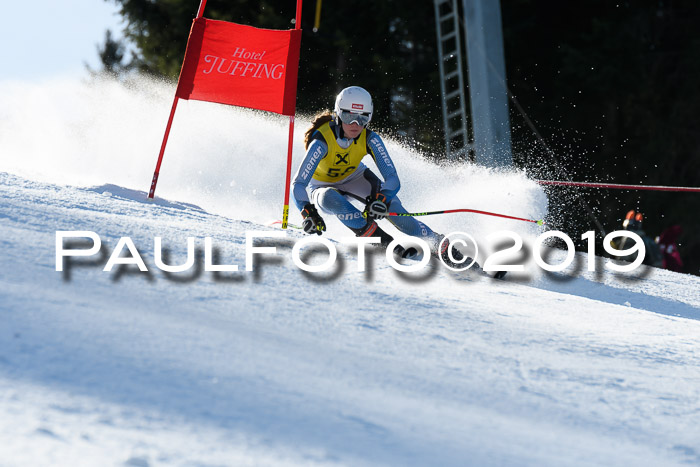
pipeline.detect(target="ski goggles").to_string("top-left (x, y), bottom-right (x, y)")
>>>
top-left (338, 110), bottom-right (371, 126)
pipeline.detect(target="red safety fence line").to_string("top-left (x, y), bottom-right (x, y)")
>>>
top-left (536, 180), bottom-right (700, 193)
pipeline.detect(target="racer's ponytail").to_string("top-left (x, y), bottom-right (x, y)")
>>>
top-left (304, 110), bottom-right (334, 149)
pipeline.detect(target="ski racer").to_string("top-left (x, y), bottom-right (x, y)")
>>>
top-left (291, 85), bottom-right (464, 266)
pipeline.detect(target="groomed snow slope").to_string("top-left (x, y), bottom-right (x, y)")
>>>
top-left (1, 77), bottom-right (699, 466)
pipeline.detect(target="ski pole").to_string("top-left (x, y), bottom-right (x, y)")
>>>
top-left (387, 209), bottom-right (545, 225)
top-left (268, 220), bottom-right (303, 230)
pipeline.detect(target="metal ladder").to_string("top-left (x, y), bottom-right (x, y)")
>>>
top-left (434, 0), bottom-right (471, 160)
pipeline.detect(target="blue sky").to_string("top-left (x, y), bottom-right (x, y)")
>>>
top-left (1, 0), bottom-right (125, 81)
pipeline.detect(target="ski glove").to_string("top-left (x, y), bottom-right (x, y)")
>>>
top-left (301, 203), bottom-right (326, 235)
top-left (364, 193), bottom-right (389, 220)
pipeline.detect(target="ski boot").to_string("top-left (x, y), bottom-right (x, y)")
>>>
top-left (434, 234), bottom-right (507, 279)
top-left (434, 234), bottom-right (474, 268)
top-left (353, 221), bottom-right (418, 260)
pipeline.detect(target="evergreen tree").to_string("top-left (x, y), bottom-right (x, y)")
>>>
top-left (103, 0), bottom-right (444, 149)
top-left (503, 0), bottom-right (700, 274)
top-left (103, 0), bottom-right (700, 274)
top-left (91, 29), bottom-right (137, 77)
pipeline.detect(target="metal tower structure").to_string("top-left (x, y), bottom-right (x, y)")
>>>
top-left (434, 0), bottom-right (513, 168)
top-left (434, 0), bottom-right (471, 160)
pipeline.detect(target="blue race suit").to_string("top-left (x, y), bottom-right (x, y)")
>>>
top-left (292, 120), bottom-right (436, 240)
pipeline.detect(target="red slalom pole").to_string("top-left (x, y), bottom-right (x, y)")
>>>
top-left (281, 0), bottom-right (304, 229)
top-left (195, 0), bottom-right (208, 17)
top-left (282, 116), bottom-right (296, 229)
top-left (148, 97), bottom-right (179, 199)
top-left (148, 0), bottom-right (208, 199)
top-left (387, 209), bottom-right (545, 225)
top-left (537, 180), bottom-right (700, 193)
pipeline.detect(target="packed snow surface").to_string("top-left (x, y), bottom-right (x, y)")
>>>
top-left (1, 76), bottom-right (699, 466)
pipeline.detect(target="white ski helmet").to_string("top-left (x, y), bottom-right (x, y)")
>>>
top-left (334, 86), bottom-right (373, 126)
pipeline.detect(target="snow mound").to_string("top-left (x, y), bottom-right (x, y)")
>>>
top-left (1, 76), bottom-right (699, 466)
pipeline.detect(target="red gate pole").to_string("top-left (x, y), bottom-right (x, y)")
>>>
top-left (148, 97), bottom-right (179, 199)
top-left (148, 0), bottom-right (209, 199)
top-left (281, 0), bottom-right (304, 229)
